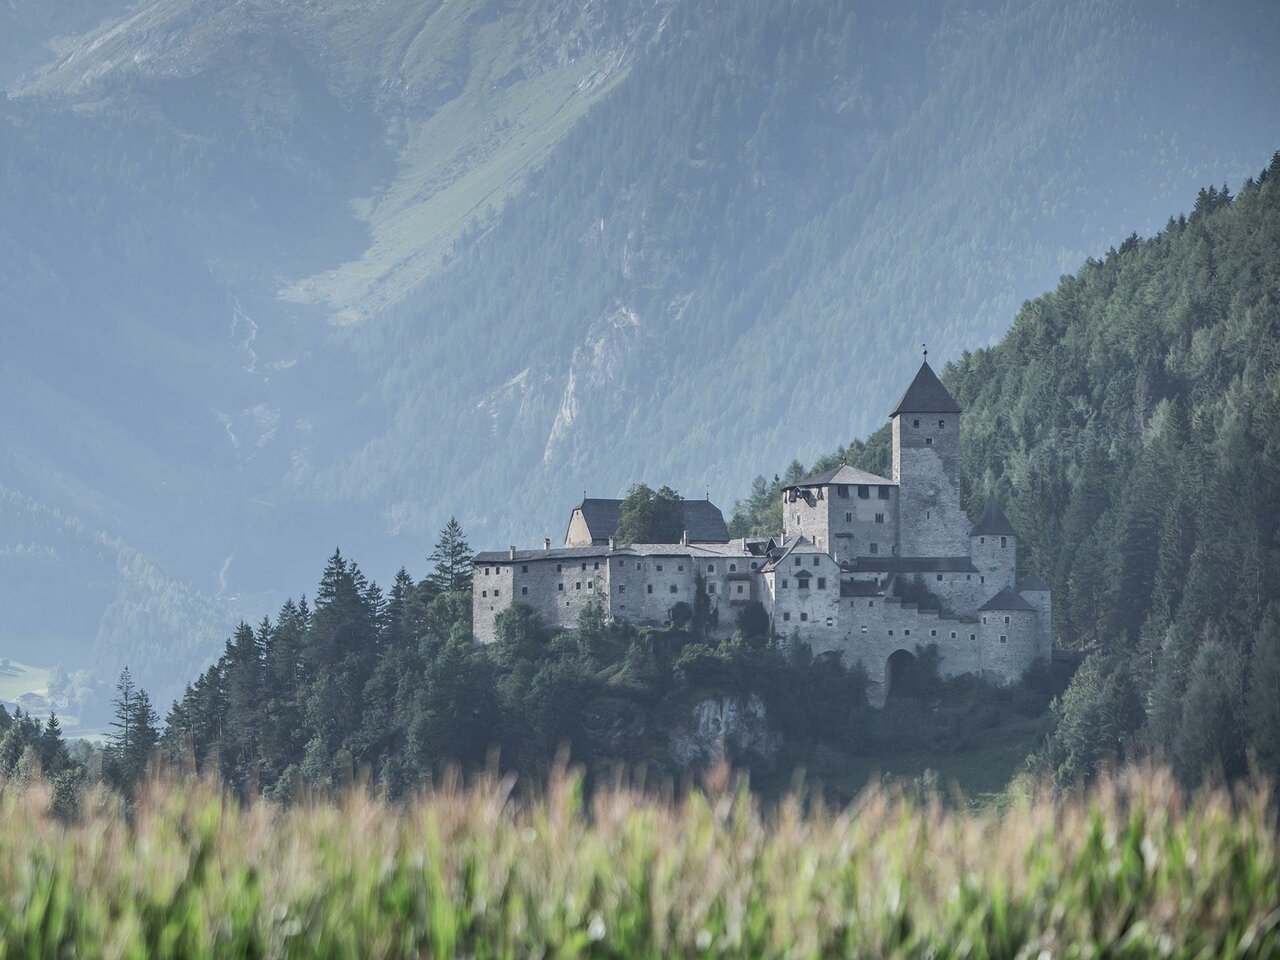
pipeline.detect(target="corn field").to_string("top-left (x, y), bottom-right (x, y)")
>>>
top-left (0, 766), bottom-right (1277, 959)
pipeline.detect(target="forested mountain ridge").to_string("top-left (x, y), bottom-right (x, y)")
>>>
top-left (2, 0), bottom-right (1278, 711)
top-left (736, 157), bottom-right (1280, 785)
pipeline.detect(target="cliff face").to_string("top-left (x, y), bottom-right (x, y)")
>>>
top-left (668, 695), bottom-right (780, 769)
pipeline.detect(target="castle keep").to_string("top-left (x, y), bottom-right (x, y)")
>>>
top-left (473, 361), bottom-right (1053, 698)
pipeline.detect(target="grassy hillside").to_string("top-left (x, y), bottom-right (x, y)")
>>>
top-left (0, 767), bottom-right (1275, 957)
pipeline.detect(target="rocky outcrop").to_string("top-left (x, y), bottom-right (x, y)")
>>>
top-left (668, 694), bottom-right (780, 769)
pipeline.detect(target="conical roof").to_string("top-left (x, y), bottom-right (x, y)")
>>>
top-left (970, 497), bottom-right (1016, 537)
top-left (889, 361), bottom-right (961, 417)
top-left (979, 586), bottom-right (1037, 612)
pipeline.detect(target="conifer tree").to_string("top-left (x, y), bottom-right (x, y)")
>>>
top-left (428, 518), bottom-right (473, 593)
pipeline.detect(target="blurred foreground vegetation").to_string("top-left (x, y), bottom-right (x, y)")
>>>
top-left (0, 765), bottom-right (1276, 958)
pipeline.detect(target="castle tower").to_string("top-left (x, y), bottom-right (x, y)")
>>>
top-left (1018, 574), bottom-right (1053, 661)
top-left (890, 360), bottom-right (967, 557)
top-left (969, 497), bottom-right (1017, 594)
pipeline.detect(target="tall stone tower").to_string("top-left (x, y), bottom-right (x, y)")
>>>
top-left (890, 359), bottom-right (968, 557)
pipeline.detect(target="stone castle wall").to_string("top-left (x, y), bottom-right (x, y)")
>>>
top-left (893, 415), bottom-right (969, 557)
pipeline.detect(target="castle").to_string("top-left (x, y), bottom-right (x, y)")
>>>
top-left (473, 360), bottom-right (1053, 700)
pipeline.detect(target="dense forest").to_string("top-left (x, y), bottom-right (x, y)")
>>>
top-left (735, 156), bottom-right (1280, 786)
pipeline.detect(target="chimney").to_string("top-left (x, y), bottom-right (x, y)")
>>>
top-left (543, 537), bottom-right (551, 551)
top-left (508, 545), bottom-right (516, 560)
top-left (681, 529), bottom-right (689, 546)
top-left (608, 536), bottom-right (616, 550)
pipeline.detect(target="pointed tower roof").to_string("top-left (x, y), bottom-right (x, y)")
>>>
top-left (970, 497), bottom-right (1016, 537)
top-left (979, 586), bottom-right (1037, 612)
top-left (889, 361), bottom-right (961, 416)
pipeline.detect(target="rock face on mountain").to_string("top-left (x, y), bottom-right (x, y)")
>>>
top-left (1, 0), bottom-right (1278, 697)
top-left (668, 695), bottom-right (779, 768)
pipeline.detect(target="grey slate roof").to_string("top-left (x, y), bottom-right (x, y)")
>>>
top-left (840, 580), bottom-right (883, 597)
top-left (970, 497), bottom-right (1017, 537)
top-left (841, 556), bottom-right (979, 574)
top-left (889, 361), bottom-right (962, 416)
top-left (979, 586), bottom-right (1038, 612)
top-left (474, 545), bottom-right (609, 563)
top-left (571, 497), bottom-right (730, 543)
top-left (1018, 574), bottom-right (1050, 592)
top-left (784, 463), bottom-right (895, 490)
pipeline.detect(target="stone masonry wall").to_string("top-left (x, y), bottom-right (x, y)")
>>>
top-left (893, 415), bottom-right (969, 557)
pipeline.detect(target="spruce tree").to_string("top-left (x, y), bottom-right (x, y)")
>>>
top-left (428, 518), bottom-right (473, 593)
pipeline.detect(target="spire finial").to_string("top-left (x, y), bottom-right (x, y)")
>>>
top-left (922, 342), bottom-right (928, 359)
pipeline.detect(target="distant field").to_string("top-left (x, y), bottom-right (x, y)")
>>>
top-left (0, 658), bottom-right (50, 704)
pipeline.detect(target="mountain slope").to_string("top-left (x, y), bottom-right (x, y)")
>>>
top-left (2, 0), bottom-right (1278, 698)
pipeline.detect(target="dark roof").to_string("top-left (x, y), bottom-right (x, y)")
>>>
top-left (889, 361), bottom-right (961, 416)
top-left (841, 556), bottom-right (979, 574)
top-left (970, 497), bottom-right (1017, 537)
top-left (979, 586), bottom-right (1038, 612)
top-left (570, 497), bottom-right (730, 543)
top-left (841, 580), bottom-right (883, 597)
top-left (785, 463), bottom-right (894, 490)
top-left (474, 545), bottom-right (609, 563)
top-left (1018, 574), bottom-right (1050, 592)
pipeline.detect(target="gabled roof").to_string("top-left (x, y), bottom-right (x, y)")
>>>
top-left (889, 361), bottom-right (961, 416)
top-left (569, 497), bottom-right (730, 543)
top-left (979, 586), bottom-right (1038, 612)
top-left (970, 497), bottom-right (1017, 538)
top-left (841, 556), bottom-right (979, 574)
top-left (784, 463), bottom-right (895, 490)
top-left (1018, 574), bottom-right (1050, 593)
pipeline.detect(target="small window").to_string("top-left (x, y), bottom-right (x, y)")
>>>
top-left (558, 583), bottom-right (564, 591)
top-left (980, 537), bottom-right (985, 545)
top-left (581, 563), bottom-right (587, 571)
top-left (484, 567), bottom-right (490, 576)
top-left (930, 629), bottom-right (937, 637)
top-left (637, 562), bottom-right (642, 570)
top-left (951, 631), bottom-right (957, 639)
top-left (870, 543), bottom-right (879, 555)
top-left (925, 437), bottom-right (933, 446)
top-left (586, 580), bottom-right (593, 589)
top-left (736, 584), bottom-right (744, 594)
top-left (1004, 615), bottom-right (1011, 625)
top-left (1000, 635), bottom-right (1008, 644)
top-left (938, 419), bottom-right (945, 429)
top-left (575, 582), bottom-right (582, 590)
top-left (826, 617), bottom-right (834, 626)
top-left (794, 556), bottom-right (801, 567)
top-left (837, 484), bottom-right (849, 498)
top-left (800, 612), bottom-right (808, 622)
top-left (708, 564), bottom-right (715, 573)
top-left (904, 629), bottom-right (911, 636)
top-left (677, 564), bottom-right (684, 572)
top-left (750, 562), bottom-right (758, 570)
top-left (521, 565), bottom-right (528, 573)
top-left (556, 564), bottom-right (563, 572)
top-left (980, 576), bottom-right (985, 584)
top-left (861, 625), bottom-right (868, 633)
top-left (868, 600), bottom-right (874, 608)
top-left (618, 585), bottom-right (625, 594)
top-left (845, 512), bottom-right (853, 522)
top-left (669, 584), bottom-right (678, 594)
top-left (781, 579), bottom-right (789, 589)
top-left (481, 590), bottom-right (487, 598)
top-left (783, 612), bottom-right (791, 622)
top-left (494, 589), bottom-right (500, 597)
top-left (913, 419), bottom-right (920, 428)
top-left (875, 513), bottom-right (884, 524)
top-left (729, 563), bottom-right (737, 572)
top-left (646, 584), bottom-right (653, 594)
top-left (521, 586), bottom-right (528, 595)
top-left (982, 616), bottom-right (987, 624)
top-left (878, 487), bottom-right (890, 500)
top-left (966, 574), bottom-right (971, 581)
top-left (813, 556), bottom-right (820, 567)
top-left (594, 561), bottom-right (600, 570)
top-left (656, 564), bottom-right (664, 572)
top-left (936, 574), bottom-right (943, 582)
top-left (888, 629), bottom-right (894, 636)
top-left (858, 485), bottom-right (869, 499)
top-left (1001, 536), bottom-right (1008, 548)
top-left (817, 577), bottom-right (826, 589)
top-left (970, 633), bottom-right (976, 641)
top-left (708, 583), bottom-right (716, 594)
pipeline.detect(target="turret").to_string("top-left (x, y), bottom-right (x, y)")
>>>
top-left (978, 586), bottom-right (1040, 684)
top-left (890, 359), bottom-right (967, 557)
top-left (1018, 574), bottom-right (1053, 661)
top-left (969, 497), bottom-right (1017, 594)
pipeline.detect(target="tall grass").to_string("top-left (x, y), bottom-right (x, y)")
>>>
top-left (0, 766), bottom-right (1276, 958)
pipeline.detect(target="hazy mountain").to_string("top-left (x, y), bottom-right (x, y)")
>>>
top-left (1, 0), bottom-right (1277, 703)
